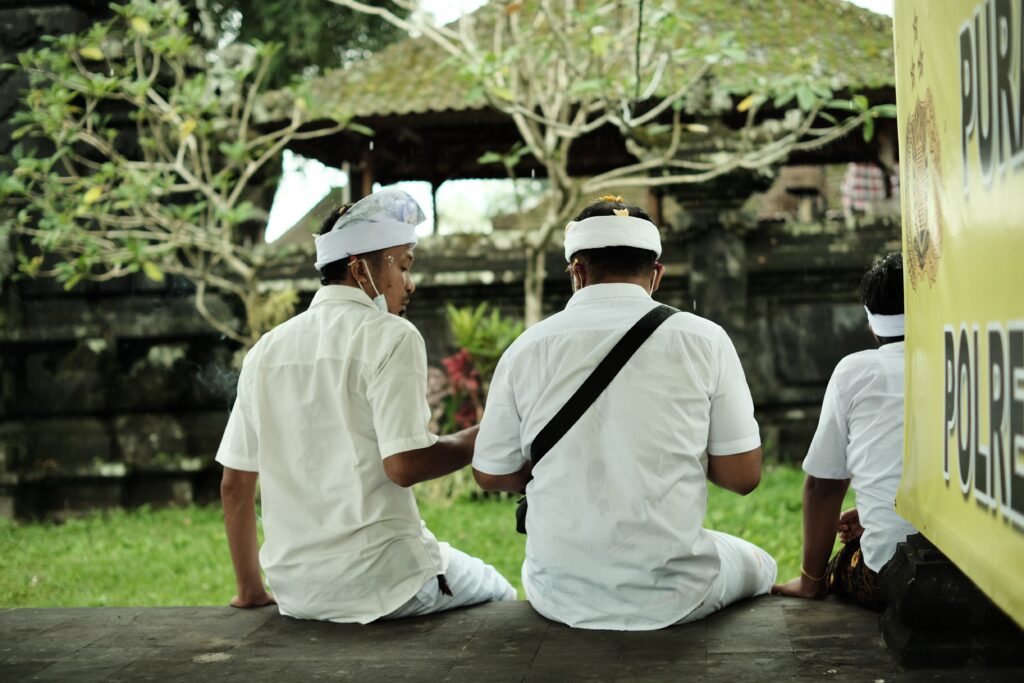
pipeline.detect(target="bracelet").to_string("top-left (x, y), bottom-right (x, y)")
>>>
top-left (801, 565), bottom-right (826, 582)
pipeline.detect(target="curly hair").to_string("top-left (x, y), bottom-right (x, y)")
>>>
top-left (859, 251), bottom-right (903, 316)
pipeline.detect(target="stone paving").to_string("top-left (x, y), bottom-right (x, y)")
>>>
top-left (1, 597), bottom-right (1019, 681)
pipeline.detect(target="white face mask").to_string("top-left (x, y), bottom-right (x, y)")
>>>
top-left (350, 259), bottom-right (388, 313)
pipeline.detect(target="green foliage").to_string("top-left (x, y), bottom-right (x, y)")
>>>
top-left (0, 466), bottom-right (852, 605)
top-left (204, 0), bottom-right (409, 90)
top-left (478, 142), bottom-right (531, 176)
top-left (445, 302), bottom-right (525, 383)
top-left (417, 303), bottom-right (524, 504)
top-left (247, 287), bottom-right (299, 337)
top-left (0, 0), bottom-right (350, 347)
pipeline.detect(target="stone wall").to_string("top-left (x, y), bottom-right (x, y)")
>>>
top-left (0, 213), bottom-right (899, 519)
top-left (0, 2), bottom-right (902, 518)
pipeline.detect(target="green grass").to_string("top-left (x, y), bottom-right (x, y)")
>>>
top-left (0, 506), bottom-right (239, 608)
top-left (0, 465), bottom-right (851, 607)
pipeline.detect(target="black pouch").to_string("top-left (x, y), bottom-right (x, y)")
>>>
top-left (515, 496), bottom-right (528, 534)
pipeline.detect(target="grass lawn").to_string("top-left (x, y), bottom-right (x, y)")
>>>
top-left (0, 465), bottom-right (852, 607)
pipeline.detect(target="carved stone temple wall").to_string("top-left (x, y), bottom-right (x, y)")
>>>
top-left (0, 3), bottom-right (901, 518)
top-left (0, 211), bottom-right (899, 518)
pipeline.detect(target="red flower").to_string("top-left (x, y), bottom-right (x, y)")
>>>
top-left (441, 348), bottom-right (480, 393)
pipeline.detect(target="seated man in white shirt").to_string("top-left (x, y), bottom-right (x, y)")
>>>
top-left (772, 252), bottom-right (916, 610)
top-left (217, 189), bottom-right (515, 623)
top-left (471, 195), bottom-right (777, 631)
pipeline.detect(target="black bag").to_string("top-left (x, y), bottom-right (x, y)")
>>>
top-left (515, 304), bottom-right (678, 534)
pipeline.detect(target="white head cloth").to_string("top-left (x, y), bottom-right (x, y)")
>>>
top-left (563, 214), bottom-right (662, 261)
top-left (314, 188), bottom-right (424, 270)
top-left (864, 306), bottom-right (905, 337)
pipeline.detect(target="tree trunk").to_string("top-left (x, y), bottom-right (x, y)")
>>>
top-left (523, 245), bottom-right (547, 327)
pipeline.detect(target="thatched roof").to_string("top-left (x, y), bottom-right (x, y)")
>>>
top-left (260, 0), bottom-right (893, 122)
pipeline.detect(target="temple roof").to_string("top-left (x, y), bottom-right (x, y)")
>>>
top-left (260, 0), bottom-right (894, 122)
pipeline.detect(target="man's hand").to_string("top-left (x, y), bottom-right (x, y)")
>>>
top-left (221, 467), bottom-right (272, 610)
top-left (383, 425), bottom-right (479, 488)
top-left (771, 575), bottom-right (828, 600)
top-left (837, 507), bottom-right (863, 544)
top-left (230, 590), bottom-right (277, 609)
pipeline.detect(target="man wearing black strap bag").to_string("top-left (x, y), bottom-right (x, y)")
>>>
top-left (473, 196), bottom-right (777, 631)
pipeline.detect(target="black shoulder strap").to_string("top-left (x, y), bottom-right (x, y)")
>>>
top-left (529, 304), bottom-right (679, 463)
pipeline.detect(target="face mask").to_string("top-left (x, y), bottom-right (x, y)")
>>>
top-left (350, 259), bottom-right (389, 313)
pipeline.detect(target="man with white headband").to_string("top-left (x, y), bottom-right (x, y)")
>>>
top-left (217, 188), bottom-right (514, 624)
top-left (473, 196), bottom-right (776, 630)
top-left (773, 252), bottom-right (916, 610)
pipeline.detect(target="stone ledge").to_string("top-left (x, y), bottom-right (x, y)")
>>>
top-left (2, 597), bottom-right (1021, 682)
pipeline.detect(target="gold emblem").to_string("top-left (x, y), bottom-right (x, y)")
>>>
top-left (903, 33), bottom-right (944, 290)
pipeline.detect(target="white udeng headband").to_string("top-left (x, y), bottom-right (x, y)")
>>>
top-left (563, 215), bottom-right (662, 261)
top-left (314, 219), bottom-right (418, 270)
top-left (865, 307), bottom-right (905, 337)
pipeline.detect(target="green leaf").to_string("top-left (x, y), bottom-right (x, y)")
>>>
top-left (825, 99), bottom-right (856, 111)
top-left (491, 87), bottom-right (514, 101)
top-left (773, 91), bottom-right (795, 109)
top-left (79, 46), bottom-right (105, 61)
top-left (872, 104), bottom-right (898, 118)
top-left (130, 17), bottom-right (152, 36)
top-left (19, 255), bottom-right (44, 276)
top-left (862, 115), bottom-right (875, 142)
top-left (346, 122), bottom-right (374, 137)
top-left (853, 95), bottom-right (869, 111)
top-left (217, 141), bottom-right (247, 163)
top-left (796, 85), bottom-right (816, 112)
top-left (63, 273), bottom-right (83, 291)
top-left (142, 262), bottom-right (165, 283)
top-left (11, 124), bottom-right (35, 141)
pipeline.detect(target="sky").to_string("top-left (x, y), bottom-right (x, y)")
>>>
top-left (264, 0), bottom-right (894, 242)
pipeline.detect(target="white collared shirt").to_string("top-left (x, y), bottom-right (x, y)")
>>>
top-left (802, 341), bottom-right (917, 571)
top-left (474, 283), bottom-right (760, 630)
top-left (216, 285), bottom-right (446, 624)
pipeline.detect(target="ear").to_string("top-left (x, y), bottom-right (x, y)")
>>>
top-left (651, 262), bottom-right (665, 293)
top-left (347, 257), bottom-right (367, 284)
top-left (570, 260), bottom-right (587, 288)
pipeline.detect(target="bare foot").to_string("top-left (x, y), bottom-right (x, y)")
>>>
top-left (771, 576), bottom-right (827, 600)
top-left (230, 591), bottom-right (276, 608)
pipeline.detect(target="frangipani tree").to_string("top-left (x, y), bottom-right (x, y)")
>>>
top-left (0, 0), bottom-right (362, 347)
top-left (329, 0), bottom-right (895, 324)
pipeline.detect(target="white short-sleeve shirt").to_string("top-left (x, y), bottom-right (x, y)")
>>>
top-left (802, 341), bottom-right (917, 572)
top-left (473, 283), bottom-right (760, 630)
top-left (216, 286), bottom-right (446, 624)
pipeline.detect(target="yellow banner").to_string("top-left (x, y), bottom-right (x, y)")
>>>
top-left (895, 0), bottom-right (1024, 626)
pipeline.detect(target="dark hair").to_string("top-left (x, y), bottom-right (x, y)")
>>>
top-left (317, 204), bottom-right (382, 285)
top-left (860, 251), bottom-right (904, 343)
top-left (569, 198), bottom-right (658, 279)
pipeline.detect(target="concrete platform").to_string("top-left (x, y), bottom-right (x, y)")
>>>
top-left (1, 597), bottom-right (1019, 681)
